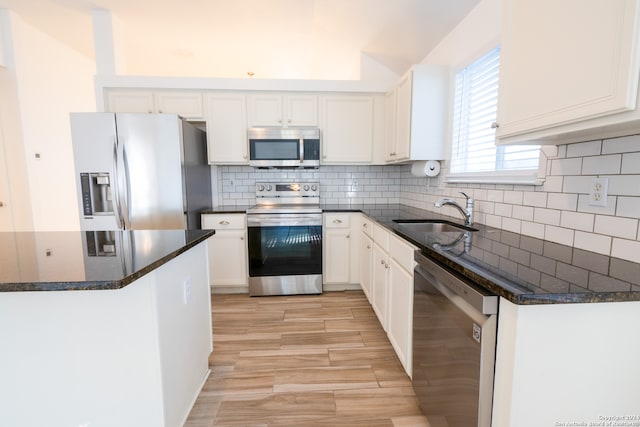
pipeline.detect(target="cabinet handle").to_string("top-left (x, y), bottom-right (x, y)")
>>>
top-left (390, 152), bottom-right (396, 156)
top-left (333, 219), bottom-right (342, 224)
top-left (366, 244), bottom-right (370, 249)
top-left (219, 220), bottom-right (230, 225)
top-left (240, 237), bottom-right (244, 240)
top-left (0, 201), bottom-right (3, 207)
top-left (491, 122), bottom-right (499, 129)
top-left (346, 235), bottom-right (350, 239)
top-left (362, 223), bottom-right (368, 228)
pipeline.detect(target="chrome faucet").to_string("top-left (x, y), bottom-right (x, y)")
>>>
top-left (434, 192), bottom-right (474, 226)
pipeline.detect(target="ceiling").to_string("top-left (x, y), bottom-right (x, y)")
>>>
top-left (0, 0), bottom-right (479, 80)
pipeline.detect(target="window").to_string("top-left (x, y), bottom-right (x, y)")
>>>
top-left (448, 47), bottom-right (542, 184)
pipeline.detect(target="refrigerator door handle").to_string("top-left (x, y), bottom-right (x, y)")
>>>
top-left (120, 141), bottom-right (132, 229)
top-left (112, 137), bottom-right (125, 229)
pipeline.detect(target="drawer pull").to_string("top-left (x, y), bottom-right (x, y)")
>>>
top-left (219, 220), bottom-right (230, 225)
top-left (333, 219), bottom-right (342, 224)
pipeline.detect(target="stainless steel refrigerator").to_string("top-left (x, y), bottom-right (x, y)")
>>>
top-left (70, 113), bottom-right (211, 231)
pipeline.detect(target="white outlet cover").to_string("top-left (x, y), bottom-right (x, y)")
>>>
top-left (589, 177), bottom-right (608, 207)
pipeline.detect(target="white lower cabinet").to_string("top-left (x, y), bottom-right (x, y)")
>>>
top-left (201, 213), bottom-right (248, 291)
top-left (361, 217), bottom-right (416, 377)
top-left (372, 241), bottom-right (390, 330)
top-left (323, 213), bottom-right (360, 286)
top-left (359, 232), bottom-right (373, 302)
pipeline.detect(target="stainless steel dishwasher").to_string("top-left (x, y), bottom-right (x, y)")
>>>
top-left (412, 251), bottom-right (498, 427)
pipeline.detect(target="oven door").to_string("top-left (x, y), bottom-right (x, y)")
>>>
top-left (247, 213), bottom-right (322, 296)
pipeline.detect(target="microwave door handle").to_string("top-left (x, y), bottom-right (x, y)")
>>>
top-left (299, 138), bottom-right (304, 162)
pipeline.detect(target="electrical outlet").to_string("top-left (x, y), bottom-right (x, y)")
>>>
top-left (351, 181), bottom-right (359, 191)
top-left (183, 277), bottom-right (192, 304)
top-left (589, 177), bottom-right (608, 207)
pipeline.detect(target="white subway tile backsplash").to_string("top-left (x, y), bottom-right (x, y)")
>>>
top-left (560, 211), bottom-right (594, 232)
top-left (512, 205), bottom-right (535, 221)
top-left (542, 175), bottom-right (564, 193)
top-left (534, 207), bottom-right (561, 225)
top-left (617, 197), bottom-right (640, 219)
top-left (544, 225), bottom-right (574, 246)
top-left (502, 217), bottom-right (521, 233)
top-left (581, 154), bottom-right (621, 175)
top-left (503, 190), bottom-right (523, 205)
top-left (621, 152), bottom-right (640, 174)
top-left (566, 140), bottom-right (601, 157)
top-left (594, 215), bottom-right (638, 239)
top-left (611, 238), bottom-right (640, 263)
top-left (494, 203), bottom-right (513, 217)
top-left (602, 134), bottom-right (640, 154)
top-left (573, 231), bottom-right (611, 255)
top-left (521, 221), bottom-right (545, 239)
top-left (547, 193), bottom-right (578, 211)
top-left (523, 191), bottom-right (547, 207)
top-left (563, 175), bottom-right (591, 194)
top-left (608, 175), bottom-right (640, 196)
top-left (550, 158), bottom-right (582, 175)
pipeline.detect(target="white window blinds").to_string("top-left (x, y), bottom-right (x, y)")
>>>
top-left (449, 47), bottom-right (541, 183)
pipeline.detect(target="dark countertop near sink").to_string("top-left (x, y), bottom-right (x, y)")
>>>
top-left (324, 203), bottom-right (640, 305)
top-left (0, 229), bottom-right (214, 292)
top-left (202, 203), bottom-right (640, 305)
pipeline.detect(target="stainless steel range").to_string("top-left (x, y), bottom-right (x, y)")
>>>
top-left (246, 182), bottom-right (322, 296)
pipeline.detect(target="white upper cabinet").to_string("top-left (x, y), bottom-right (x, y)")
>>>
top-left (204, 94), bottom-right (248, 164)
top-left (105, 89), bottom-right (204, 120)
top-left (319, 95), bottom-right (376, 164)
top-left (386, 64), bottom-right (448, 163)
top-left (496, 0), bottom-right (640, 144)
top-left (247, 94), bottom-right (318, 127)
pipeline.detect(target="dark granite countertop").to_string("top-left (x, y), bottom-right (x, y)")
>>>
top-left (324, 203), bottom-right (640, 305)
top-left (201, 203), bottom-right (640, 304)
top-left (0, 229), bottom-right (214, 292)
top-left (201, 206), bottom-right (248, 214)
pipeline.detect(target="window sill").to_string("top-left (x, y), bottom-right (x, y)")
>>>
top-left (445, 171), bottom-right (545, 186)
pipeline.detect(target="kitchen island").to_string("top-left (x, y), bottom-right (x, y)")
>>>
top-left (0, 229), bottom-right (214, 427)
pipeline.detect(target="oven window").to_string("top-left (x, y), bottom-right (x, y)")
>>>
top-left (248, 225), bottom-right (322, 276)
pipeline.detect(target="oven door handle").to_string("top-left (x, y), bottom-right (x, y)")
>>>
top-left (248, 218), bottom-right (322, 227)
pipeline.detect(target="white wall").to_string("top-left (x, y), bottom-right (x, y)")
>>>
top-left (6, 11), bottom-right (95, 231)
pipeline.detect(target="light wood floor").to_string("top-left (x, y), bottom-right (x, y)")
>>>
top-left (184, 290), bottom-right (430, 427)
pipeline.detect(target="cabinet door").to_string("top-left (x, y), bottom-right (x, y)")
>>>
top-left (320, 96), bottom-right (374, 163)
top-left (372, 243), bottom-right (389, 330)
top-left (394, 73), bottom-right (412, 162)
top-left (247, 94), bottom-right (283, 126)
top-left (497, 0), bottom-right (640, 139)
top-left (154, 91), bottom-right (204, 119)
top-left (323, 228), bottom-right (351, 284)
top-left (360, 233), bottom-right (373, 302)
top-left (385, 89), bottom-right (398, 162)
top-left (387, 258), bottom-right (413, 376)
top-left (205, 94), bottom-right (248, 164)
top-left (286, 95), bottom-right (318, 126)
top-left (208, 230), bottom-right (248, 286)
top-left (105, 90), bottom-right (154, 113)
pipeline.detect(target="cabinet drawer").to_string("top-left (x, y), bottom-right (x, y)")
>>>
top-left (201, 214), bottom-right (246, 230)
top-left (324, 213), bottom-right (351, 228)
top-left (373, 223), bottom-right (389, 251)
top-left (360, 216), bottom-right (373, 237)
top-left (389, 233), bottom-right (417, 273)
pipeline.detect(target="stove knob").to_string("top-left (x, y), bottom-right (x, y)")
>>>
top-left (266, 184), bottom-right (273, 191)
top-left (303, 184), bottom-right (310, 191)
top-left (258, 184), bottom-right (265, 192)
top-left (311, 184), bottom-right (318, 192)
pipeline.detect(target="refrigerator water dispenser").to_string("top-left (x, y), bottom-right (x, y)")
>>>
top-left (80, 172), bottom-right (114, 217)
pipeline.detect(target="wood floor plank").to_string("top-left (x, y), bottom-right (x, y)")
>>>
top-left (185, 291), bottom-right (424, 426)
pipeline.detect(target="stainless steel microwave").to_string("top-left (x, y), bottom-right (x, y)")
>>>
top-left (248, 127), bottom-right (320, 168)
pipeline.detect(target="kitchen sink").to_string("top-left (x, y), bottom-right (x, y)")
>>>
top-left (392, 219), bottom-right (478, 233)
